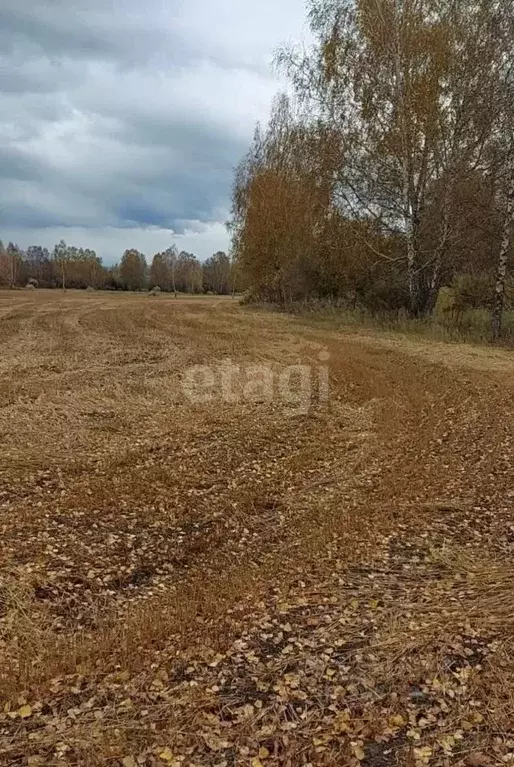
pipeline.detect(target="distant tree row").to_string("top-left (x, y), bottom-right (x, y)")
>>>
top-left (0, 240), bottom-right (238, 294)
top-left (230, 0), bottom-right (514, 338)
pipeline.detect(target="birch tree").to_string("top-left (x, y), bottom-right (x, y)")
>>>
top-left (490, 5), bottom-right (514, 340)
top-left (279, 0), bottom-right (513, 315)
top-left (150, 253), bottom-right (170, 291)
top-left (52, 239), bottom-right (69, 292)
top-left (163, 246), bottom-right (178, 297)
top-left (120, 249), bottom-right (147, 291)
top-left (491, 141), bottom-right (514, 340)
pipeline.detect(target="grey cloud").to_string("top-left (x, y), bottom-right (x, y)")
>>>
top-left (0, 2), bottom-right (172, 68)
top-left (0, 0), bottom-right (307, 261)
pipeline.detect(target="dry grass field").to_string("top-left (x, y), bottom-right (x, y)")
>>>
top-left (1, 290), bottom-right (514, 766)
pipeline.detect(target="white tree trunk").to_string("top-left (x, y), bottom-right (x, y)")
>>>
top-left (492, 156), bottom-right (514, 340)
top-left (394, 0), bottom-right (421, 316)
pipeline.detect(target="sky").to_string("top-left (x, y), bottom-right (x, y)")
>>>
top-left (0, 0), bottom-right (309, 263)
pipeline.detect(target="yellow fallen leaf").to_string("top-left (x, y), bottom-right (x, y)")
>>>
top-left (258, 746), bottom-right (270, 759)
top-left (390, 714), bottom-right (405, 727)
top-left (18, 705), bottom-right (32, 719)
top-left (159, 747), bottom-right (174, 762)
top-left (414, 746), bottom-right (433, 764)
top-left (251, 759), bottom-right (264, 767)
top-left (353, 746), bottom-right (365, 760)
top-left (203, 734), bottom-right (229, 752)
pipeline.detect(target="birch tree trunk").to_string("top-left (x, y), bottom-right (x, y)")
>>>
top-left (171, 260), bottom-right (177, 297)
top-left (394, 0), bottom-right (422, 317)
top-left (9, 253), bottom-right (16, 289)
top-left (491, 158), bottom-right (514, 340)
top-left (406, 210), bottom-right (421, 316)
top-left (425, 174), bottom-right (456, 315)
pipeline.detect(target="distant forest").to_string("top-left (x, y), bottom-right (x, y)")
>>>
top-left (0, 241), bottom-right (238, 295)
top-left (229, 0), bottom-right (514, 338)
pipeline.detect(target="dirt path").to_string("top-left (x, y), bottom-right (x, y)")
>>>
top-left (1, 292), bottom-right (513, 766)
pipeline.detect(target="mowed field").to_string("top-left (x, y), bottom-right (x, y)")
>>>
top-left (1, 290), bottom-right (514, 766)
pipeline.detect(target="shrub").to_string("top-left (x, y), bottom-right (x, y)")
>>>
top-left (239, 289), bottom-right (259, 305)
top-left (453, 272), bottom-right (494, 312)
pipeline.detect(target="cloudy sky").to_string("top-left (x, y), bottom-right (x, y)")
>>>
top-left (0, 0), bottom-right (308, 263)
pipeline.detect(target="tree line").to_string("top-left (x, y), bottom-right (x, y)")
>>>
top-left (230, 0), bottom-right (514, 338)
top-left (0, 240), bottom-right (237, 295)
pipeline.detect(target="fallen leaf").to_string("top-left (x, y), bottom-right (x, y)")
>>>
top-left (203, 734), bottom-right (229, 752)
top-left (466, 754), bottom-right (493, 767)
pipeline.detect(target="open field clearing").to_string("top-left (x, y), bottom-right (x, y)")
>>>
top-left (1, 290), bottom-right (514, 766)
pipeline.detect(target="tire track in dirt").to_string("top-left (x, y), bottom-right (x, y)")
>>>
top-left (1, 293), bottom-right (514, 764)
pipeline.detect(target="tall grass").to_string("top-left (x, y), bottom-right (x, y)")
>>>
top-left (260, 298), bottom-right (514, 346)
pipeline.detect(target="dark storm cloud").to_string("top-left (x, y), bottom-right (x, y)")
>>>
top-left (0, 0), bottom-right (306, 260)
top-left (0, 1), bottom-right (174, 68)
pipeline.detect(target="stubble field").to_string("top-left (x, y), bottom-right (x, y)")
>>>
top-left (1, 290), bottom-right (514, 766)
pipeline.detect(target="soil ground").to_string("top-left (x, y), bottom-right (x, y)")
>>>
top-left (1, 290), bottom-right (513, 766)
